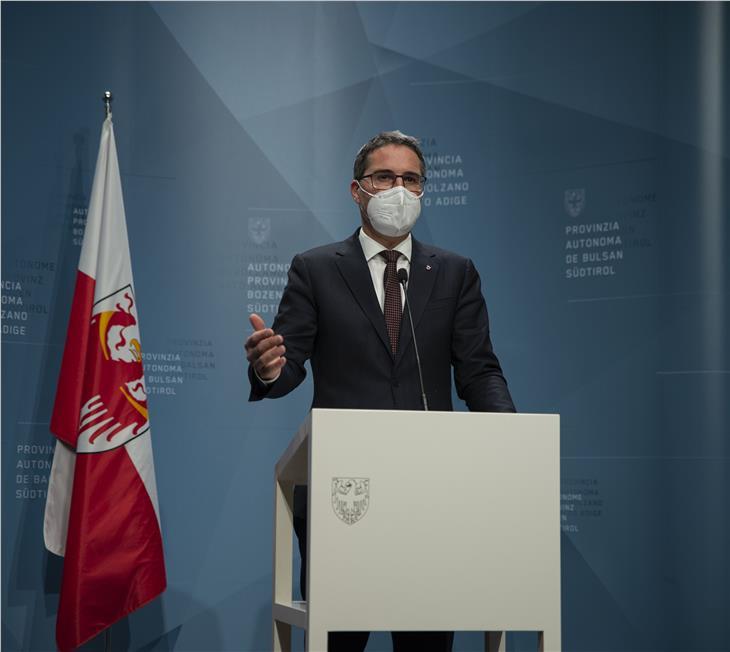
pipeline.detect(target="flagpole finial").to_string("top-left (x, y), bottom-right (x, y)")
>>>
top-left (103, 91), bottom-right (113, 119)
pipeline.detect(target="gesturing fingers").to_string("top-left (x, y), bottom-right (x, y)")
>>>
top-left (245, 313), bottom-right (286, 381)
top-left (245, 327), bottom-right (275, 353)
top-left (255, 339), bottom-right (286, 368)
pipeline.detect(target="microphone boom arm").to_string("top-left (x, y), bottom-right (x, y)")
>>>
top-left (398, 268), bottom-right (428, 411)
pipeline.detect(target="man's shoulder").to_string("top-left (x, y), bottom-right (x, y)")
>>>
top-left (414, 239), bottom-right (471, 266)
top-left (294, 233), bottom-right (358, 262)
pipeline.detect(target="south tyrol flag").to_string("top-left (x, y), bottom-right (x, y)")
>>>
top-left (44, 115), bottom-right (166, 651)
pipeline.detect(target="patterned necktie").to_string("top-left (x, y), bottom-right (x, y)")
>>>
top-left (380, 250), bottom-right (402, 354)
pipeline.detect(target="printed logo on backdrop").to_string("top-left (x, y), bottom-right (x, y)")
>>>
top-left (561, 477), bottom-right (604, 533)
top-left (1, 279), bottom-right (30, 337)
top-left (72, 206), bottom-right (89, 246)
top-left (15, 440), bottom-right (53, 501)
top-left (563, 186), bottom-right (656, 282)
top-left (78, 285), bottom-right (149, 453)
top-left (564, 188), bottom-right (586, 218)
top-left (248, 216), bottom-right (271, 245)
top-left (563, 185), bottom-right (623, 280)
top-left (242, 212), bottom-right (289, 318)
top-left (419, 137), bottom-right (470, 209)
top-left (142, 337), bottom-right (216, 397)
top-left (2, 258), bottom-right (56, 338)
top-left (332, 477), bottom-right (370, 525)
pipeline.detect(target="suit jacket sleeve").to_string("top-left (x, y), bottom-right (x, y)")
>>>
top-left (451, 258), bottom-right (516, 413)
top-left (248, 253), bottom-right (317, 401)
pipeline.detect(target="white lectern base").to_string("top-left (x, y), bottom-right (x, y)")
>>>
top-left (272, 409), bottom-right (561, 652)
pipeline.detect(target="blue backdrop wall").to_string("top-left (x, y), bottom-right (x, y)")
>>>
top-left (2, 2), bottom-right (728, 651)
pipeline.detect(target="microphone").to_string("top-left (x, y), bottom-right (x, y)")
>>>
top-left (397, 268), bottom-right (428, 411)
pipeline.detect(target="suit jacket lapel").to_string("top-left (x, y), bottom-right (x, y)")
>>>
top-left (396, 238), bottom-right (438, 366)
top-left (335, 232), bottom-right (392, 355)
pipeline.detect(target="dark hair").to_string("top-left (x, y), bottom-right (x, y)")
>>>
top-left (353, 130), bottom-right (426, 179)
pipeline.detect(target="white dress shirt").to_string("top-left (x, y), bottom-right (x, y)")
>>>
top-left (358, 228), bottom-right (411, 309)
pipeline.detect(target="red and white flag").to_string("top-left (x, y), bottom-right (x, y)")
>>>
top-left (44, 115), bottom-right (166, 651)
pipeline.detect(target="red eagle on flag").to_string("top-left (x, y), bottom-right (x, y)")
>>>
top-left (44, 113), bottom-right (166, 651)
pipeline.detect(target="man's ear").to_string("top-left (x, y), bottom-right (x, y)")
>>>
top-left (350, 180), bottom-right (361, 204)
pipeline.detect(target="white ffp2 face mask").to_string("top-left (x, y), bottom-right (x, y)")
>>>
top-left (358, 183), bottom-right (422, 238)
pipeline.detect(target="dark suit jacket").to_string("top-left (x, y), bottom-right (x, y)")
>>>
top-left (249, 230), bottom-right (515, 413)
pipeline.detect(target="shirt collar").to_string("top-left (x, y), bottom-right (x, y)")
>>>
top-left (358, 228), bottom-right (412, 262)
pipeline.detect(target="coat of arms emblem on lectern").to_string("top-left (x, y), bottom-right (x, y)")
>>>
top-left (331, 477), bottom-right (370, 525)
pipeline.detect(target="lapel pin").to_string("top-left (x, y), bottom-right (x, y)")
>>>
top-left (426, 265), bottom-right (432, 271)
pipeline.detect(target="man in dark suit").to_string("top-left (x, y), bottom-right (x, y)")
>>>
top-left (246, 131), bottom-right (515, 652)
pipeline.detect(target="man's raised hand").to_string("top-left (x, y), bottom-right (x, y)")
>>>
top-left (245, 313), bottom-right (286, 382)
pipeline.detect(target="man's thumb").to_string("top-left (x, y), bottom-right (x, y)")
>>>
top-left (249, 313), bottom-right (266, 331)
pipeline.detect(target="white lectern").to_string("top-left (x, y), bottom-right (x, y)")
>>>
top-left (272, 409), bottom-right (561, 652)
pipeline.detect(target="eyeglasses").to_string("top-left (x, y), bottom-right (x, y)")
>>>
top-left (359, 172), bottom-right (426, 193)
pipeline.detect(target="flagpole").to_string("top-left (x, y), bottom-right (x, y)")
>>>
top-left (103, 90), bottom-right (113, 118)
top-left (99, 90), bottom-right (117, 652)
top-left (102, 88), bottom-right (114, 652)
